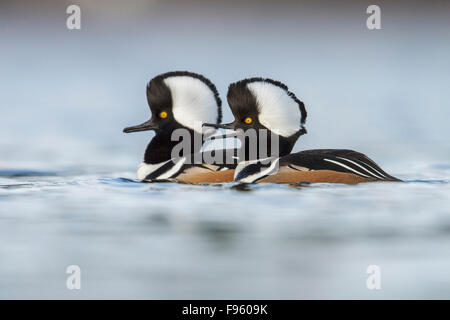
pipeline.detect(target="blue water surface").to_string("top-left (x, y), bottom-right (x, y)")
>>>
top-left (1, 166), bottom-right (449, 299)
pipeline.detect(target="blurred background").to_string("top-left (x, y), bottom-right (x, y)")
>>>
top-left (0, 0), bottom-right (450, 299)
top-left (1, 0), bottom-right (449, 172)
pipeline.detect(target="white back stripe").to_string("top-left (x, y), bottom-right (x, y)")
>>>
top-left (335, 157), bottom-right (385, 180)
top-left (324, 158), bottom-right (370, 178)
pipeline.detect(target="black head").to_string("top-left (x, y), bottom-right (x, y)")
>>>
top-left (124, 71), bottom-right (221, 134)
top-left (204, 78), bottom-right (307, 159)
top-left (124, 71), bottom-right (222, 164)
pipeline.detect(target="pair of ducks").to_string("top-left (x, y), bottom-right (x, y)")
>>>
top-left (124, 71), bottom-right (399, 184)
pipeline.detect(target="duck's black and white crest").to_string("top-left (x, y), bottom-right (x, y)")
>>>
top-left (148, 71), bottom-right (222, 133)
top-left (227, 78), bottom-right (307, 137)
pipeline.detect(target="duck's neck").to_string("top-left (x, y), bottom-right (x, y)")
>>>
top-left (238, 132), bottom-right (298, 161)
top-left (143, 129), bottom-right (200, 164)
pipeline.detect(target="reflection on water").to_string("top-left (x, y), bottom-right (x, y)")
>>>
top-left (0, 167), bottom-right (449, 299)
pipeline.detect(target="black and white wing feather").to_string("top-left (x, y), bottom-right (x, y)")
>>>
top-left (280, 149), bottom-right (399, 181)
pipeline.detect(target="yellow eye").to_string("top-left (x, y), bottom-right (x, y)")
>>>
top-left (159, 111), bottom-right (168, 119)
top-left (244, 117), bottom-right (252, 124)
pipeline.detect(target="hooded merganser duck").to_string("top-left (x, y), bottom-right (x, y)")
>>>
top-left (206, 78), bottom-right (400, 184)
top-left (123, 71), bottom-right (236, 183)
top-left (203, 78), bottom-right (307, 161)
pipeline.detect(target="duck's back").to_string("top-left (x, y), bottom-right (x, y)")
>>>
top-left (235, 149), bottom-right (400, 184)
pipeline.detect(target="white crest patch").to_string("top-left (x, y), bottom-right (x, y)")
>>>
top-left (164, 76), bottom-right (219, 134)
top-left (247, 81), bottom-right (301, 137)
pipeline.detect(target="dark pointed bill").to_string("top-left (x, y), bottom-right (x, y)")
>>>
top-left (123, 119), bottom-right (158, 133)
top-left (202, 122), bottom-right (235, 130)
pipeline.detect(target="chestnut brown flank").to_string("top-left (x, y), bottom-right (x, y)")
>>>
top-left (259, 170), bottom-right (374, 184)
top-left (176, 169), bottom-right (235, 184)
